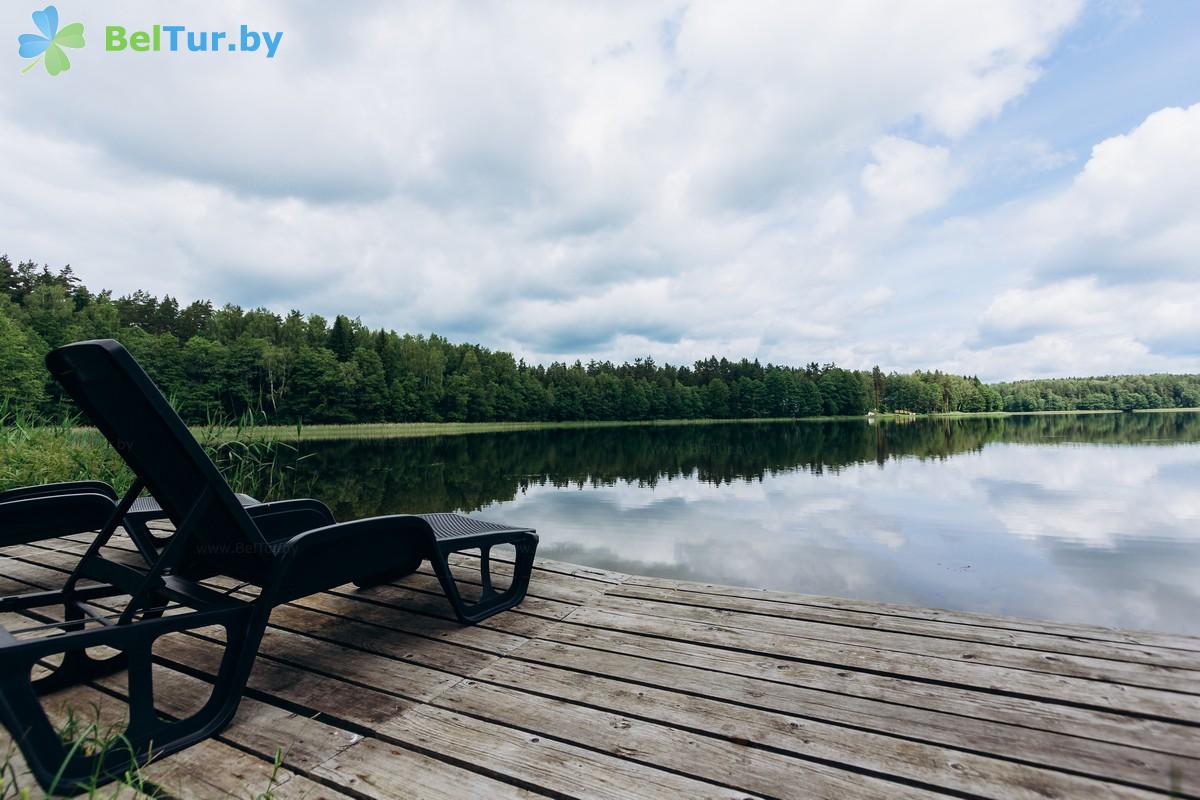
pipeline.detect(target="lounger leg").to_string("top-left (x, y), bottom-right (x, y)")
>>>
top-left (31, 603), bottom-right (128, 696)
top-left (0, 605), bottom-right (262, 794)
top-left (428, 533), bottom-right (538, 624)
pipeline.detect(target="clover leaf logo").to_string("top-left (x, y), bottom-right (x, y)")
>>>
top-left (17, 5), bottom-right (84, 76)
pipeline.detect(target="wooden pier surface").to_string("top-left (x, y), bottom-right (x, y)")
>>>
top-left (2, 530), bottom-right (1198, 799)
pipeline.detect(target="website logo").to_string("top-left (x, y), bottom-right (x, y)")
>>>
top-left (106, 25), bottom-right (283, 59)
top-left (17, 5), bottom-right (84, 76)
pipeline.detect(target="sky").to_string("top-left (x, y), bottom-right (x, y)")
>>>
top-left (2, 0), bottom-right (1198, 381)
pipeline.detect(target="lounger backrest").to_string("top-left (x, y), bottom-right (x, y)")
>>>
top-left (46, 340), bottom-right (272, 579)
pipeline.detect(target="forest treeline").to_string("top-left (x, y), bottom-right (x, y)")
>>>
top-left (2, 257), bottom-right (1199, 424)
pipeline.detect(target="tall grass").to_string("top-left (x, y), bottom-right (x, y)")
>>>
top-left (194, 409), bottom-right (310, 500)
top-left (0, 406), bottom-right (130, 494)
top-left (0, 705), bottom-right (155, 799)
top-left (0, 406), bottom-right (305, 500)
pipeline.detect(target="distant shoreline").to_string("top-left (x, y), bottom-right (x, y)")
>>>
top-left (175, 406), bottom-right (1200, 442)
top-left (12, 407), bottom-right (1196, 495)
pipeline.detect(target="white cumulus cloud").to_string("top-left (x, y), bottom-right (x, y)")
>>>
top-left (7, 0), bottom-right (1197, 381)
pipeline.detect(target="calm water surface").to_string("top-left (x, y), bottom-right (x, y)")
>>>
top-left (285, 413), bottom-right (1200, 634)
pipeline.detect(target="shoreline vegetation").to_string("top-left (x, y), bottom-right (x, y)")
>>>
top-left (0, 413), bottom-right (303, 497)
top-left (187, 406), bottom-right (1198, 442)
top-left (4, 259), bottom-right (1200, 429)
top-left (3, 408), bottom-right (1198, 495)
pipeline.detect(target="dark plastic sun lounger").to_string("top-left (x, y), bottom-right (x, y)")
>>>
top-left (0, 339), bottom-right (537, 793)
top-left (0, 480), bottom-right (259, 556)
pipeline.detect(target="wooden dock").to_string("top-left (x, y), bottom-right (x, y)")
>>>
top-left (2, 531), bottom-right (1198, 799)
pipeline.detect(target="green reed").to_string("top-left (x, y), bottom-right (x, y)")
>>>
top-left (0, 404), bottom-right (305, 501)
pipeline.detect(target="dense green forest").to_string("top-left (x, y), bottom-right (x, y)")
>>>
top-left (2, 257), bottom-right (1198, 424)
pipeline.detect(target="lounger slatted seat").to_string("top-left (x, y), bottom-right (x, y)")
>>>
top-left (125, 491), bottom-right (261, 552)
top-left (0, 339), bottom-right (538, 793)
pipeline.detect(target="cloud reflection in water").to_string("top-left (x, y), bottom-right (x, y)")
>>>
top-left (483, 440), bottom-right (1200, 633)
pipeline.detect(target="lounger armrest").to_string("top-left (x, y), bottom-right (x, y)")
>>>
top-left (0, 480), bottom-right (118, 504)
top-left (273, 515), bottom-right (430, 560)
top-left (264, 515), bottom-right (431, 602)
top-left (0, 492), bottom-right (117, 547)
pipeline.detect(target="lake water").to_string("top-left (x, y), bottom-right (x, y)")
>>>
top-left (285, 413), bottom-right (1200, 634)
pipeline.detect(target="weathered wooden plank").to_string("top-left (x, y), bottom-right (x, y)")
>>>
top-left (521, 556), bottom-right (630, 585)
top-left (623, 575), bottom-right (1200, 653)
top-left (3, 543), bottom-right (119, 579)
top-left (343, 581), bottom-right (573, 635)
top-left (0, 742), bottom-right (36, 798)
top-left (152, 633), bottom-right (427, 739)
top-left (0, 673), bottom-right (322, 800)
top-left (92, 667), bottom-right (358, 789)
top-left (90, 665), bottom-right (495, 800)
top-left (560, 606), bottom-right (1200, 722)
top-left (592, 593), bottom-right (1200, 691)
top-left (254, 625), bottom-right (463, 703)
top-left (286, 590), bottom-right (528, 654)
top-left (610, 583), bottom-right (1200, 670)
top-left (129, 621), bottom-right (772, 800)
top-left (462, 660), bottom-right (1173, 800)
top-left (508, 638), bottom-right (1197, 791)
top-left (138, 599), bottom-right (936, 799)
top-left (0, 555), bottom-right (72, 589)
top-left (87, 644), bottom-right (518, 799)
top-left (264, 604), bottom-right (499, 678)
top-left (0, 611), bottom-right (41, 637)
top-left (543, 620), bottom-right (1200, 757)
top-left (0, 558), bottom-right (43, 595)
top-left (6, 540), bottom-right (94, 565)
top-left (142, 743), bottom-right (345, 800)
top-left (1, 545), bottom-right (77, 573)
top-left (311, 736), bottom-right (550, 799)
top-left (416, 563), bottom-right (602, 611)
top-left (433, 678), bottom-right (952, 800)
top-left (441, 556), bottom-right (621, 604)
top-left (378, 704), bottom-right (766, 800)
top-left (192, 692), bottom-right (359, 774)
top-left (18, 542), bottom-right (1200, 734)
